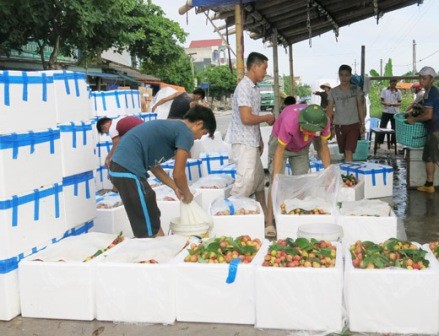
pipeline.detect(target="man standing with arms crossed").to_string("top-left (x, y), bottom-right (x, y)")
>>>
top-left (227, 52), bottom-right (275, 237)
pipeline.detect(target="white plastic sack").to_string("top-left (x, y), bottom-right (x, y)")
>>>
top-left (283, 197), bottom-right (333, 214)
top-left (103, 235), bottom-right (188, 264)
top-left (191, 174), bottom-right (234, 189)
top-left (180, 201), bottom-right (213, 226)
top-left (27, 233), bottom-right (122, 262)
top-left (340, 199), bottom-right (391, 217)
top-left (210, 196), bottom-right (260, 216)
top-left (272, 164), bottom-right (340, 215)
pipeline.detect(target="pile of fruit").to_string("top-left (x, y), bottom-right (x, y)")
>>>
top-left (341, 174), bottom-right (359, 187)
top-left (184, 235), bottom-right (262, 264)
top-left (262, 238), bottom-right (336, 268)
top-left (429, 242), bottom-right (439, 260)
top-left (215, 208), bottom-right (260, 215)
top-left (280, 203), bottom-right (328, 215)
top-left (138, 259), bottom-right (159, 264)
top-left (349, 238), bottom-right (429, 270)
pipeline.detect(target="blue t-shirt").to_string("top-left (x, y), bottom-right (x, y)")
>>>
top-left (422, 85), bottom-right (439, 133)
top-left (111, 120), bottom-right (194, 177)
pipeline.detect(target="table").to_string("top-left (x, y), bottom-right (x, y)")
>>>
top-left (370, 128), bottom-right (397, 155)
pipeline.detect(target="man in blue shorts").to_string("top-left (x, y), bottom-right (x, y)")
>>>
top-left (407, 66), bottom-right (439, 193)
top-left (109, 105), bottom-right (216, 237)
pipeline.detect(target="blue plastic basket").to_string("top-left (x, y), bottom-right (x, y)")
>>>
top-left (394, 113), bottom-right (427, 148)
top-left (353, 140), bottom-right (370, 161)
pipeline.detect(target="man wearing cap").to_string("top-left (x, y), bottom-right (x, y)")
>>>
top-left (313, 83), bottom-right (331, 109)
top-left (377, 78), bottom-right (402, 147)
top-left (406, 66), bottom-right (439, 193)
top-left (405, 82), bottom-right (425, 114)
top-left (265, 104), bottom-right (331, 237)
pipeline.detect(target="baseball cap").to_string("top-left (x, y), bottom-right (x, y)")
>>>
top-left (418, 66), bottom-right (437, 78)
top-left (298, 104), bottom-right (327, 132)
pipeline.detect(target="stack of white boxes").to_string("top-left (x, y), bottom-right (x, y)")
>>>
top-left (91, 89), bottom-right (143, 191)
top-left (0, 70), bottom-right (96, 320)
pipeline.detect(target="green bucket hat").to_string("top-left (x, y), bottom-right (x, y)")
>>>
top-left (298, 104), bottom-right (327, 132)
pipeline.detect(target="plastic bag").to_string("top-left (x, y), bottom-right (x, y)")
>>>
top-left (180, 201), bottom-right (213, 226)
top-left (210, 196), bottom-right (260, 216)
top-left (272, 164), bottom-right (340, 216)
top-left (340, 199), bottom-right (391, 217)
top-left (191, 174), bottom-right (234, 189)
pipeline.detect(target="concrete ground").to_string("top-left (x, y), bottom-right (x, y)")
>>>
top-left (1, 113), bottom-right (437, 336)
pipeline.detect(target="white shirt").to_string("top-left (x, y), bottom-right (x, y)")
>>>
top-left (227, 76), bottom-right (261, 147)
top-left (381, 88), bottom-right (402, 114)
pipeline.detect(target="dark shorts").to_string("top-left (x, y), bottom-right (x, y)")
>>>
top-left (334, 123), bottom-right (360, 154)
top-left (109, 162), bottom-right (161, 238)
top-left (422, 132), bottom-right (439, 164)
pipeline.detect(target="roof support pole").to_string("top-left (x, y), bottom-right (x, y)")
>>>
top-left (288, 44), bottom-right (295, 97)
top-left (235, 4), bottom-right (245, 81)
top-left (272, 29), bottom-right (280, 117)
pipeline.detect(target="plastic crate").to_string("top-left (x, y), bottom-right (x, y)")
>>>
top-left (353, 140), bottom-right (370, 161)
top-left (394, 113), bottom-right (427, 148)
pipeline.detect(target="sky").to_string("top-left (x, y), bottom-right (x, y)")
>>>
top-left (152, 0), bottom-right (439, 87)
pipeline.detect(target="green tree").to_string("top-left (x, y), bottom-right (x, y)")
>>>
top-left (197, 65), bottom-right (237, 99)
top-left (283, 75), bottom-right (311, 99)
top-left (144, 48), bottom-right (194, 91)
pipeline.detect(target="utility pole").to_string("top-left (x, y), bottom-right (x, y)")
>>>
top-left (235, 4), bottom-right (245, 81)
top-left (412, 40), bottom-right (417, 75)
top-left (353, 59), bottom-right (357, 74)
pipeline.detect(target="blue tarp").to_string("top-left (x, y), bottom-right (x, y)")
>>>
top-left (193, 0), bottom-right (256, 6)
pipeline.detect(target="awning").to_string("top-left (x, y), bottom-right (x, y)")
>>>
top-left (85, 71), bottom-right (121, 79)
top-left (117, 73), bottom-right (139, 84)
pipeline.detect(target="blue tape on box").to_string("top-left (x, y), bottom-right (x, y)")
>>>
top-left (59, 122), bottom-right (91, 148)
top-left (0, 183), bottom-right (62, 227)
top-left (0, 129), bottom-right (59, 159)
top-left (53, 71), bottom-right (86, 97)
top-left (63, 171), bottom-right (94, 199)
top-left (226, 258), bottom-right (241, 284)
top-left (1, 70), bottom-right (53, 106)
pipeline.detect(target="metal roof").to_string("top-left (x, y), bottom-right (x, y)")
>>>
top-left (192, 0), bottom-right (424, 46)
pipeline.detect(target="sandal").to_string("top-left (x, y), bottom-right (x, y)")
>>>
top-left (265, 225), bottom-right (277, 238)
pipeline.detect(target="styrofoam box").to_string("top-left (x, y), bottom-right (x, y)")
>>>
top-left (0, 221), bottom-right (93, 321)
top-left (275, 212), bottom-right (337, 240)
top-left (255, 242), bottom-right (344, 331)
top-left (344, 245), bottom-right (439, 334)
top-left (95, 239), bottom-right (177, 324)
top-left (41, 70), bottom-right (91, 124)
top-left (138, 112), bottom-right (158, 123)
top-left (62, 171), bottom-right (96, 230)
top-left (160, 158), bottom-right (203, 183)
top-left (96, 141), bottom-right (112, 166)
top-left (210, 202), bottom-right (265, 239)
top-left (0, 70), bottom-right (57, 134)
top-left (0, 129), bottom-right (63, 198)
top-left (199, 152), bottom-right (230, 176)
top-left (210, 162), bottom-right (236, 179)
top-left (194, 185), bottom-right (232, 213)
top-left (336, 180), bottom-right (365, 202)
top-left (0, 269), bottom-right (20, 321)
top-left (337, 209), bottom-right (397, 247)
top-left (92, 205), bottom-right (134, 238)
top-left (96, 165), bottom-right (114, 190)
top-left (158, 192), bottom-right (202, 236)
top-left (122, 90), bottom-right (141, 115)
top-left (329, 143), bottom-right (344, 161)
top-left (0, 183), bottom-right (66, 259)
top-left (19, 232), bottom-right (126, 320)
top-left (340, 162), bottom-right (393, 199)
top-left (91, 90), bottom-right (128, 117)
top-left (175, 239), bottom-right (269, 324)
top-left (406, 147), bottom-right (439, 187)
top-left (59, 121), bottom-right (97, 176)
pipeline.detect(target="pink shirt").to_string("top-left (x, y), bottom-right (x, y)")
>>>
top-left (272, 104), bottom-right (331, 152)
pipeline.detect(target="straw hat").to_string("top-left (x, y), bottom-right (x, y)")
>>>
top-left (320, 83), bottom-right (331, 90)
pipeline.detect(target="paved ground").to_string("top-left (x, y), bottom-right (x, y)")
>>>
top-left (1, 112), bottom-right (437, 336)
